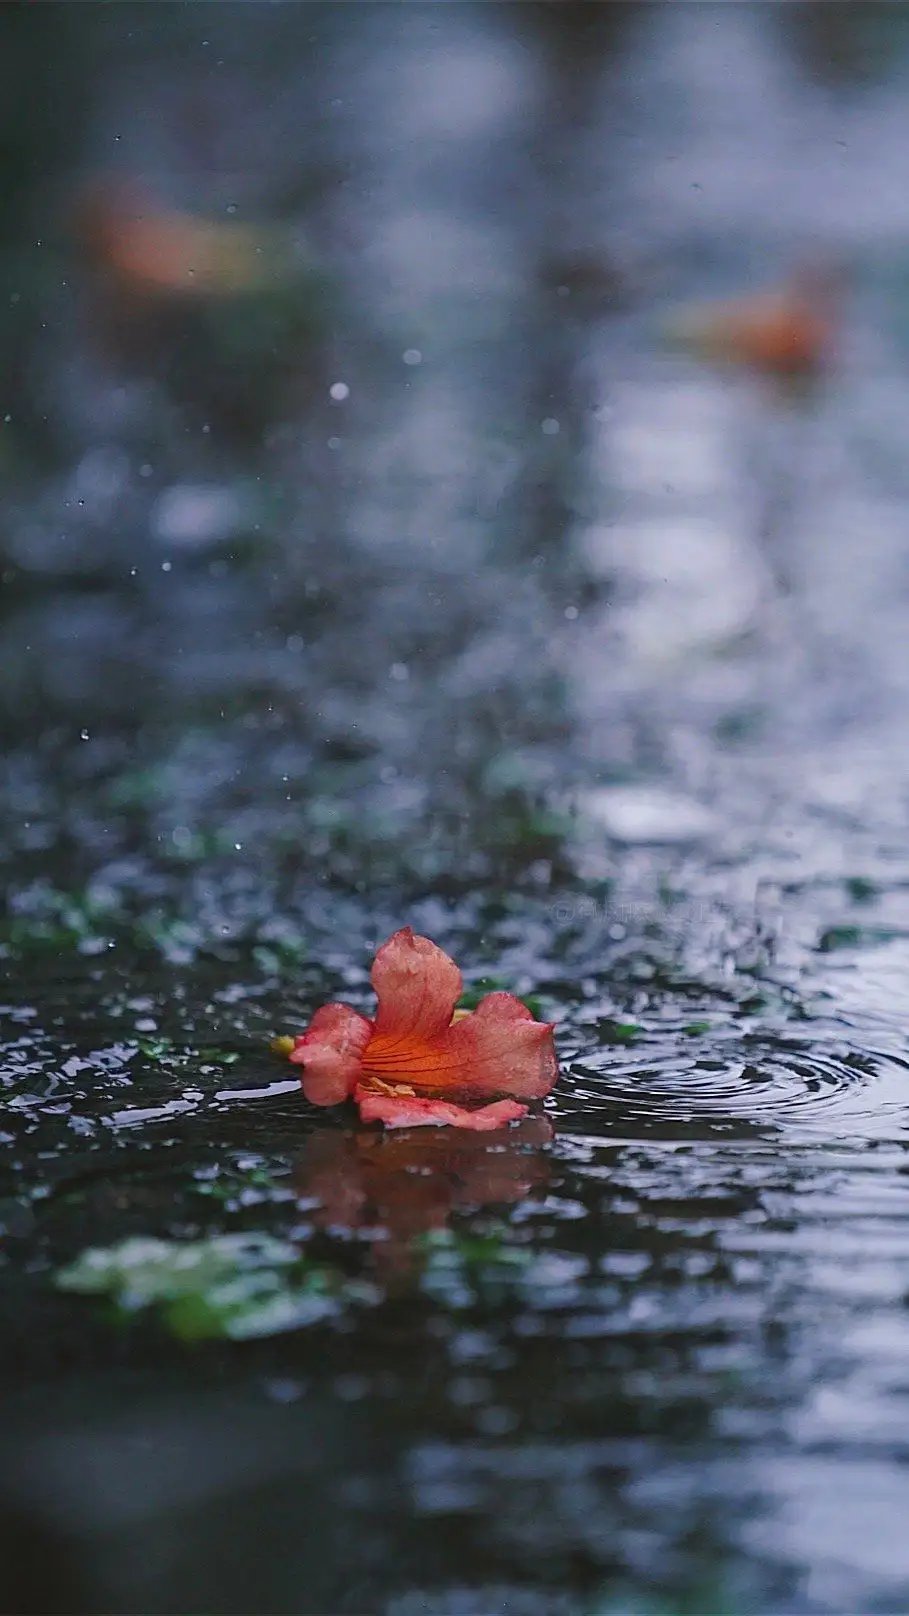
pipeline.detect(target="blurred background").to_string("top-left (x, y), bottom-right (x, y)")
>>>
top-left (6, 1), bottom-right (909, 876)
top-left (5, 5), bottom-right (909, 1613)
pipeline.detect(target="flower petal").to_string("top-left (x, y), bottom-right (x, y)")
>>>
top-left (369, 927), bottom-right (462, 1046)
top-left (360, 990), bottom-right (557, 1099)
top-left (355, 1087), bottom-right (529, 1132)
top-left (437, 992), bottom-right (557, 1100)
top-left (289, 1003), bottom-right (372, 1106)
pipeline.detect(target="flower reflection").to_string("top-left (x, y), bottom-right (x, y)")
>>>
top-left (296, 1115), bottom-right (552, 1280)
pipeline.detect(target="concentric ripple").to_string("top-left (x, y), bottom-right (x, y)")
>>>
top-left (556, 1026), bottom-right (909, 1142)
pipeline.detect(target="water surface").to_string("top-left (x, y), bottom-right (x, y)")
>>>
top-left (3, 6), bottom-right (909, 1612)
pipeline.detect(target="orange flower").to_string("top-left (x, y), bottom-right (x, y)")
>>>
top-left (288, 927), bottom-right (558, 1130)
top-left (667, 264), bottom-right (841, 380)
top-left (76, 180), bottom-right (287, 299)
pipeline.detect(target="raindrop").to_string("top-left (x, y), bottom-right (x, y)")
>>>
top-left (541, 417), bottom-right (560, 435)
top-left (329, 381), bottom-right (349, 402)
top-left (402, 348), bottom-right (422, 366)
top-left (161, 560), bottom-right (172, 573)
top-left (79, 728), bottom-right (89, 741)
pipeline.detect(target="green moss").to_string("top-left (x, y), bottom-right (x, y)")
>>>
top-left (56, 1232), bottom-right (362, 1341)
top-left (598, 1018), bottom-right (644, 1044)
top-left (418, 1227), bottom-right (531, 1308)
top-left (818, 924), bottom-right (901, 953)
top-left (135, 1036), bottom-right (239, 1068)
top-left (844, 875), bottom-right (878, 903)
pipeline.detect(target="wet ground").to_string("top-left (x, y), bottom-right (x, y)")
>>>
top-left (3, 6), bottom-right (909, 1612)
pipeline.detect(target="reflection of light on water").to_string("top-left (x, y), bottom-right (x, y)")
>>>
top-left (152, 485), bottom-right (245, 550)
top-left (106, 1096), bottom-right (199, 1129)
top-left (581, 515), bottom-right (763, 664)
top-left (614, 4), bottom-right (909, 247)
top-left (608, 381), bottom-right (738, 501)
top-left (387, 34), bottom-right (540, 141)
top-left (371, 211), bottom-right (521, 317)
top-left (573, 369), bottom-right (767, 705)
top-left (576, 785), bottom-right (718, 845)
top-left (819, 936), bottom-right (909, 1025)
top-left (215, 1078), bottom-right (299, 1103)
top-left (754, 1443), bottom-right (909, 1609)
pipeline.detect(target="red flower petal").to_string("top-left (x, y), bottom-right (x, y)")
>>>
top-left (443, 993), bottom-right (558, 1100)
top-left (369, 927), bottom-right (462, 1046)
top-left (355, 1087), bottom-right (529, 1132)
top-left (360, 989), bottom-right (556, 1101)
top-left (285, 931), bottom-right (558, 1127)
top-left (290, 1003), bottom-right (373, 1106)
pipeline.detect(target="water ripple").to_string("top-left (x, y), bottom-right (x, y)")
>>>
top-left (557, 1030), bottom-right (909, 1142)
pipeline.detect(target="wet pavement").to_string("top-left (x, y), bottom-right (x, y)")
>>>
top-left (3, 6), bottom-right (909, 1612)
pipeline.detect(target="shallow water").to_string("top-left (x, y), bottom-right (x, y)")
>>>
top-left (3, 6), bottom-right (909, 1612)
